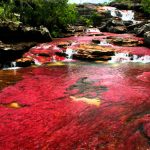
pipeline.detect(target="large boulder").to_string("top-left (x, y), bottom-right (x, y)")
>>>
top-left (0, 20), bottom-right (52, 67)
top-left (134, 23), bottom-right (150, 36)
top-left (101, 18), bottom-right (128, 33)
top-left (107, 25), bottom-right (127, 33)
top-left (73, 44), bottom-right (115, 61)
top-left (0, 20), bottom-right (52, 43)
top-left (0, 41), bottom-right (36, 67)
top-left (144, 31), bottom-right (150, 47)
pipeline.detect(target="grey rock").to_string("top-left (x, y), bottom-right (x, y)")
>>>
top-left (135, 23), bottom-right (150, 36)
top-left (144, 31), bottom-right (150, 47)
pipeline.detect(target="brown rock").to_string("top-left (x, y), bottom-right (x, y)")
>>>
top-left (107, 37), bottom-right (144, 46)
top-left (16, 57), bottom-right (34, 67)
top-left (73, 44), bottom-right (115, 61)
top-left (57, 41), bottom-right (72, 48)
top-left (0, 41), bottom-right (36, 65)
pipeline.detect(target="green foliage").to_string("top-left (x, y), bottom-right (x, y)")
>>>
top-left (0, 0), bottom-right (78, 36)
top-left (141, 0), bottom-right (150, 13)
top-left (79, 16), bottom-right (93, 27)
top-left (91, 13), bottom-right (103, 26)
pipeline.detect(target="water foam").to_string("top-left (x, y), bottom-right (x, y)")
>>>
top-left (109, 53), bottom-right (150, 63)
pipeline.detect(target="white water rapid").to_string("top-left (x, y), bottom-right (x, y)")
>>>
top-left (109, 53), bottom-right (150, 63)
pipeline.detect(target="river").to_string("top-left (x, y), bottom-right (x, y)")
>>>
top-left (0, 4), bottom-right (150, 149)
top-left (0, 53), bottom-right (150, 149)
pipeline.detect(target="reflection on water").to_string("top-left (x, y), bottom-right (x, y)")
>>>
top-left (0, 69), bottom-right (22, 90)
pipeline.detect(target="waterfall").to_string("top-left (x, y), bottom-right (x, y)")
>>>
top-left (65, 48), bottom-right (75, 59)
top-left (99, 39), bottom-right (112, 46)
top-left (104, 6), bottom-right (135, 21)
top-left (11, 61), bottom-right (17, 68)
top-left (109, 53), bottom-right (130, 63)
top-left (33, 59), bottom-right (42, 66)
top-left (109, 53), bottom-right (150, 63)
top-left (120, 10), bottom-right (134, 21)
top-left (3, 61), bottom-right (21, 70)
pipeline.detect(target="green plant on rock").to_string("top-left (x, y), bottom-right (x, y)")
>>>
top-left (79, 16), bottom-right (93, 27)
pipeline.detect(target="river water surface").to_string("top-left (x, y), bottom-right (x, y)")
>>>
top-left (0, 59), bottom-right (150, 149)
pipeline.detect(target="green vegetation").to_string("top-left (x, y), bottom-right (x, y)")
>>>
top-left (78, 13), bottom-right (103, 27)
top-left (0, 0), bottom-right (78, 37)
top-left (141, 0), bottom-right (150, 13)
top-left (79, 16), bottom-right (93, 27)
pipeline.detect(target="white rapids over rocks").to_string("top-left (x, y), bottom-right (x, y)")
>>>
top-left (109, 53), bottom-right (150, 63)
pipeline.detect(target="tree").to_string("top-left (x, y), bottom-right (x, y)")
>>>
top-left (0, 0), bottom-right (78, 35)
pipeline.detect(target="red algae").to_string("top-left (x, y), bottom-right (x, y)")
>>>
top-left (21, 32), bottom-right (150, 65)
top-left (0, 63), bottom-right (150, 149)
top-left (137, 72), bottom-right (150, 82)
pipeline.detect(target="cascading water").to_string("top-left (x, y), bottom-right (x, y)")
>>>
top-left (11, 61), bottom-right (17, 68)
top-left (3, 61), bottom-right (21, 70)
top-left (104, 6), bottom-right (135, 21)
top-left (121, 10), bottom-right (134, 21)
top-left (65, 48), bottom-right (75, 60)
top-left (99, 39), bottom-right (113, 46)
top-left (109, 53), bottom-right (150, 63)
top-left (33, 58), bottom-right (42, 66)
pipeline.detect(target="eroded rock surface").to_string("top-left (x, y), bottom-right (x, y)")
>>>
top-left (73, 44), bottom-right (115, 61)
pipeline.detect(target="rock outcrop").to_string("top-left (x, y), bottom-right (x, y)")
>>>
top-left (0, 20), bottom-right (52, 43)
top-left (134, 23), bottom-right (150, 36)
top-left (106, 36), bottom-right (144, 47)
top-left (0, 20), bottom-right (52, 68)
top-left (73, 44), bottom-right (115, 61)
top-left (144, 31), bottom-right (150, 47)
top-left (0, 41), bottom-right (36, 66)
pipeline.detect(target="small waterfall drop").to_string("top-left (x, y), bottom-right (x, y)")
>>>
top-left (3, 61), bottom-right (20, 70)
top-left (104, 6), bottom-right (135, 21)
top-left (120, 10), bottom-right (134, 21)
top-left (99, 39), bottom-right (112, 46)
top-left (65, 48), bottom-right (75, 60)
top-left (109, 53), bottom-right (150, 63)
top-left (109, 53), bottom-right (130, 63)
top-left (11, 61), bottom-right (17, 68)
top-left (34, 59), bottom-right (42, 66)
